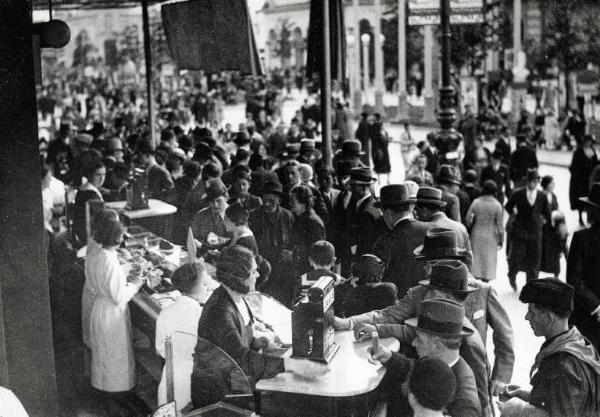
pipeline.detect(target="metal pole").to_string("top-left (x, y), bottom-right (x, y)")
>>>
top-left (373, 0), bottom-right (384, 115)
top-left (141, 0), bottom-right (156, 146)
top-left (321, 0), bottom-right (333, 169)
top-left (397, 0), bottom-right (408, 120)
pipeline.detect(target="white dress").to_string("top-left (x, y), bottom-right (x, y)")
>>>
top-left (155, 296), bottom-right (203, 411)
top-left (82, 239), bottom-right (102, 348)
top-left (89, 248), bottom-right (138, 392)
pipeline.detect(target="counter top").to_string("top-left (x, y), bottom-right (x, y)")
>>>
top-left (104, 199), bottom-right (177, 219)
top-left (256, 330), bottom-right (399, 398)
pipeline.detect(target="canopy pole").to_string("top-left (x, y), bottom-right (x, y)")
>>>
top-left (141, 0), bottom-right (156, 145)
top-left (320, 0), bottom-right (332, 170)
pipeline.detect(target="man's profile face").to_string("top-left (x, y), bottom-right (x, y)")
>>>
top-left (411, 330), bottom-right (436, 358)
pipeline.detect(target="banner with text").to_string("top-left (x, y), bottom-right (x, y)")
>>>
top-left (408, 0), bottom-right (483, 25)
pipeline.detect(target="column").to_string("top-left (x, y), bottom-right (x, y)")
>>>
top-left (513, 0), bottom-right (522, 55)
top-left (423, 25), bottom-right (436, 123)
top-left (373, 0), bottom-right (385, 115)
top-left (397, 0), bottom-right (409, 121)
top-left (0, 1), bottom-right (58, 415)
top-left (352, 0), bottom-right (362, 113)
top-left (361, 33), bottom-right (371, 98)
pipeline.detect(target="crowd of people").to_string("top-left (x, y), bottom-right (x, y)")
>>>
top-left (34, 69), bottom-right (600, 417)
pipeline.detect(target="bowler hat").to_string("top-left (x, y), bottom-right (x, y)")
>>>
top-left (526, 168), bottom-right (540, 182)
top-left (341, 139), bottom-right (365, 156)
top-left (206, 178), bottom-right (229, 201)
top-left (419, 260), bottom-right (477, 294)
top-left (414, 228), bottom-right (466, 260)
top-left (349, 167), bottom-right (376, 185)
top-left (234, 131), bottom-right (251, 146)
top-left (580, 182), bottom-right (600, 209)
top-left (284, 143), bottom-right (301, 157)
top-left (106, 137), bottom-right (123, 152)
top-left (437, 165), bottom-right (461, 186)
top-left (262, 181), bottom-right (284, 197)
top-left (300, 138), bottom-right (316, 153)
top-left (405, 298), bottom-right (473, 337)
top-left (416, 187), bottom-right (447, 206)
top-left (519, 277), bottom-right (574, 312)
top-left (409, 357), bottom-right (456, 411)
top-left (374, 184), bottom-right (414, 208)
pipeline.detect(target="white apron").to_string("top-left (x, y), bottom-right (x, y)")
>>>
top-left (89, 248), bottom-right (138, 392)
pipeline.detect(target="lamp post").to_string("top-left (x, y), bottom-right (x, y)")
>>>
top-left (352, 0), bottom-right (362, 113)
top-left (431, 0), bottom-right (463, 163)
top-left (361, 33), bottom-right (371, 94)
top-left (373, 0), bottom-right (384, 115)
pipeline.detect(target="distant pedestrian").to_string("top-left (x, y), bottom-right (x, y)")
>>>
top-left (540, 175), bottom-right (568, 276)
top-left (570, 134), bottom-right (598, 226)
top-left (370, 113), bottom-right (391, 184)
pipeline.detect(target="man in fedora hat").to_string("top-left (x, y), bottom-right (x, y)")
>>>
top-left (501, 278), bottom-right (600, 417)
top-left (505, 168), bottom-right (551, 290)
top-left (336, 139), bottom-right (367, 169)
top-left (249, 181), bottom-right (294, 305)
top-left (369, 298), bottom-right (481, 417)
top-left (415, 187), bottom-right (474, 269)
top-left (567, 182), bottom-right (600, 350)
top-left (509, 134), bottom-right (538, 189)
top-left (339, 259), bottom-right (495, 416)
top-left (481, 149), bottom-right (511, 204)
top-left (436, 164), bottom-right (462, 222)
top-left (369, 184), bottom-right (432, 298)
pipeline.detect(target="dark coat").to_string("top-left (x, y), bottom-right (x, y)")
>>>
top-left (505, 188), bottom-right (551, 273)
top-left (192, 286), bottom-right (284, 407)
top-left (509, 145), bottom-right (538, 184)
top-left (373, 218), bottom-right (432, 298)
top-left (480, 164), bottom-right (511, 204)
top-left (540, 191), bottom-right (563, 275)
top-left (567, 222), bottom-right (600, 350)
top-left (529, 327), bottom-right (600, 417)
top-left (569, 147), bottom-right (598, 210)
top-left (290, 208), bottom-right (325, 275)
top-left (190, 206), bottom-right (230, 246)
top-left (343, 282), bottom-right (397, 317)
top-left (228, 192), bottom-right (262, 213)
top-left (457, 188), bottom-right (471, 225)
top-left (147, 164), bottom-right (174, 201)
top-left (384, 354), bottom-right (481, 417)
top-left (352, 194), bottom-right (385, 257)
top-left (438, 185), bottom-right (461, 222)
top-left (494, 137), bottom-right (511, 166)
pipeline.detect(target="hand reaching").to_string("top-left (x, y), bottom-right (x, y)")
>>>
top-left (366, 332), bottom-right (392, 364)
top-left (354, 323), bottom-right (377, 342)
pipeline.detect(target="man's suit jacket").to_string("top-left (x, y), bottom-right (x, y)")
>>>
top-left (438, 184), bottom-right (461, 222)
top-left (373, 218), bottom-right (432, 298)
top-left (190, 206), bottom-right (229, 245)
top-left (430, 212), bottom-right (474, 270)
top-left (567, 221), bottom-right (600, 349)
top-left (505, 188), bottom-right (551, 241)
top-left (353, 195), bottom-right (385, 256)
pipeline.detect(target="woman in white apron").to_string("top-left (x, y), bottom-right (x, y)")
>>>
top-left (88, 216), bottom-right (143, 401)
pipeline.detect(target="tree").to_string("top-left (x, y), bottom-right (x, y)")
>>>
top-left (541, 0), bottom-right (599, 107)
top-left (271, 18), bottom-right (294, 69)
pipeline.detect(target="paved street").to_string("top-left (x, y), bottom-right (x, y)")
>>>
top-left (222, 91), bottom-right (581, 386)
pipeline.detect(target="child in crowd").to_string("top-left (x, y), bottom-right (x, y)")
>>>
top-left (343, 254), bottom-right (397, 317)
top-left (155, 262), bottom-right (209, 412)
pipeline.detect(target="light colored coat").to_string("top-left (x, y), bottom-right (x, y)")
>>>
top-left (466, 195), bottom-right (504, 280)
top-left (89, 248), bottom-right (138, 392)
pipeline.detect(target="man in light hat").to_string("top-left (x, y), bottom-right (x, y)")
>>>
top-left (501, 278), bottom-right (600, 417)
top-left (370, 298), bottom-right (481, 417)
top-left (567, 182), bottom-right (600, 350)
top-left (505, 168), bottom-right (551, 290)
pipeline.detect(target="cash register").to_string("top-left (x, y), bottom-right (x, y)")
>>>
top-left (291, 276), bottom-right (340, 363)
top-left (126, 167), bottom-right (149, 210)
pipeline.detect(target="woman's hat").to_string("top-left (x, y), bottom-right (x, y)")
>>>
top-left (414, 228), bottom-right (467, 260)
top-left (405, 298), bottom-right (474, 337)
top-left (374, 184), bottom-right (414, 208)
top-left (216, 245), bottom-right (256, 293)
top-left (206, 178), bottom-right (229, 201)
top-left (300, 138), bottom-right (316, 153)
top-left (352, 254), bottom-right (386, 280)
top-left (349, 167), bottom-right (376, 185)
top-left (418, 260), bottom-right (477, 294)
top-left (580, 182), bottom-right (600, 209)
top-left (436, 165), bottom-right (461, 186)
top-left (416, 187), bottom-right (447, 206)
top-left (262, 181), bottom-right (284, 197)
top-left (341, 139), bottom-right (365, 156)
